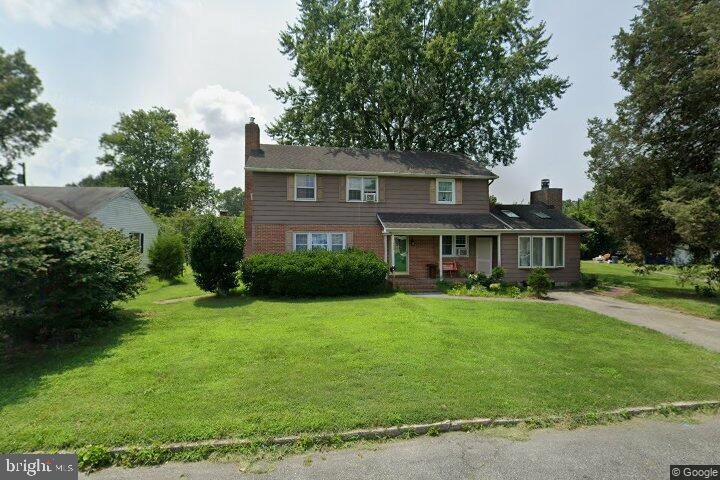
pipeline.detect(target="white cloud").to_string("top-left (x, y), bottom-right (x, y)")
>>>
top-left (175, 85), bottom-right (267, 191)
top-left (176, 85), bottom-right (265, 139)
top-left (26, 135), bottom-right (102, 186)
top-left (0, 0), bottom-right (189, 31)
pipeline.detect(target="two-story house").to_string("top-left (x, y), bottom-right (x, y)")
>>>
top-left (243, 119), bottom-right (590, 290)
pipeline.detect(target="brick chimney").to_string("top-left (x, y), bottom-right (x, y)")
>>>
top-left (245, 117), bottom-right (260, 159)
top-left (530, 179), bottom-right (563, 209)
top-left (244, 118), bottom-right (260, 256)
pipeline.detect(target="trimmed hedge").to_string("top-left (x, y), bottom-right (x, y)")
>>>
top-left (241, 249), bottom-right (388, 297)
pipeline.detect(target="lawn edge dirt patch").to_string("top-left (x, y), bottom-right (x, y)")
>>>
top-left (62, 400), bottom-right (719, 472)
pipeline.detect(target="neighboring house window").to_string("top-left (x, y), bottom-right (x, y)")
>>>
top-left (294, 232), bottom-right (346, 251)
top-left (436, 179), bottom-right (455, 204)
top-left (295, 174), bottom-right (316, 201)
top-left (347, 176), bottom-right (378, 202)
top-left (518, 236), bottom-right (565, 268)
top-left (441, 235), bottom-right (468, 257)
top-left (129, 232), bottom-right (144, 254)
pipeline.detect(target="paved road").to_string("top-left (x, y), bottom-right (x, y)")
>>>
top-left (92, 415), bottom-right (720, 479)
top-left (550, 290), bottom-right (720, 352)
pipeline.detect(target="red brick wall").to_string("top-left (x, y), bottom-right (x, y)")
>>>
top-left (397, 235), bottom-right (498, 279)
top-left (252, 224), bottom-right (385, 257)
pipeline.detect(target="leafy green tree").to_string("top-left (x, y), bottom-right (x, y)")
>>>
top-left (585, 0), bottom-right (720, 258)
top-left (97, 108), bottom-right (215, 214)
top-left (269, 0), bottom-right (569, 166)
top-left (216, 187), bottom-right (245, 216)
top-left (0, 48), bottom-right (56, 184)
top-left (563, 192), bottom-right (621, 258)
top-left (189, 216), bottom-right (245, 295)
top-left (67, 170), bottom-right (122, 187)
top-left (0, 208), bottom-right (144, 340)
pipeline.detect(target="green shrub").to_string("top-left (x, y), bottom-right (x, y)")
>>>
top-left (466, 272), bottom-right (491, 288)
top-left (695, 284), bottom-right (717, 298)
top-left (0, 208), bottom-right (144, 340)
top-left (527, 268), bottom-right (553, 298)
top-left (491, 266), bottom-right (505, 282)
top-left (148, 232), bottom-right (185, 280)
top-left (580, 273), bottom-right (599, 289)
top-left (241, 249), bottom-right (388, 297)
top-left (489, 282), bottom-right (502, 291)
top-left (77, 445), bottom-right (113, 472)
top-left (189, 216), bottom-right (245, 295)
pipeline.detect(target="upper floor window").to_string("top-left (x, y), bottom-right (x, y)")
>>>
top-left (436, 179), bottom-right (455, 204)
top-left (347, 176), bottom-right (378, 202)
top-left (518, 236), bottom-right (565, 268)
top-left (295, 174), bottom-right (316, 201)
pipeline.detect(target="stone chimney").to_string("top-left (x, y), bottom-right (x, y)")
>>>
top-left (245, 117), bottom-right (260, 159)
top-left (530, 179), bottom-right (563, 209)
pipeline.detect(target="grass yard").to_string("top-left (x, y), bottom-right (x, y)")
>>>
top-left (582, 261), bottom-right (720, 320)
top-left (1, 271), bottom-right (720, 452)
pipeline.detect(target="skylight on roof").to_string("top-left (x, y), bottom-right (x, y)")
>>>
top-left (532, 211), bottom-right (551, 219)
top-left (501, 210), bottom-right (519, 218)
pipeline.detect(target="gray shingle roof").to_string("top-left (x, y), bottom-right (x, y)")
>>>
top-left (247, 144), bottom-right (497, 178)
top-left (0, 186), bottom-right (131, 220)
top-left (377, 207), bottom-right (591, 232)
top-left (491, 204), bottom-right (590, 231)
top-left (377, 212), bottom-right (508, 230)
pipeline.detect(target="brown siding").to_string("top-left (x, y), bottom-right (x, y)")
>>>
top-left (500, 233), bottom-right (581, 285)
top-left (251, 172), bottom-right (490, 225)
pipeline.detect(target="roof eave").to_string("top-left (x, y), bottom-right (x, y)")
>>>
top-left (246, 166), bottom-right (498, 180)
top-left (381, 227), bottom-right (593, 235)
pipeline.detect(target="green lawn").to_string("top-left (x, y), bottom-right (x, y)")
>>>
top-left (581, 261), bottom-right (720, 320)
top-left (1, 271), bottom-right (720, 452)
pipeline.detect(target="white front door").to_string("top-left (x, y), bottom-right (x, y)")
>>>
top-left (475, 237), bottom-right (493, 275)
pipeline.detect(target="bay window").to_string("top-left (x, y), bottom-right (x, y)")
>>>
top-left (518, 236), bottom-right (565, 268)
top-left (294, 232), bottom-right (346, 251)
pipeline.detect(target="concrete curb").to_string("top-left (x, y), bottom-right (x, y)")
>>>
top-left (93, 400), bottom-right (719, 455)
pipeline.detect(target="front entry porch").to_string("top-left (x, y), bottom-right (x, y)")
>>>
top-left (385, 234), bottom-right (502, 290)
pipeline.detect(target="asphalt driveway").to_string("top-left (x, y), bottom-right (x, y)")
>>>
top-left (550, 290), bottom-right (720, 352)
top-left (90, 414), bottom-right (720, 480)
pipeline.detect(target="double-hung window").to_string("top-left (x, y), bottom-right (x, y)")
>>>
top-left (436, 179), bottom-right (455, 204)
top-left (295, 174), bottom-right (316, 201)
top-left (441, 235), bottom-right (468, 257)
top-left (518, 236), bottom-right (565, 268)
top-left (347, 176), bottom-right (378, 202)
top-left (294, 232), bottom-right (346, 252)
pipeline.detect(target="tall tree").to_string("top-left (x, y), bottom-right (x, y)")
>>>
top-left (67, 170), bottom-right (121, 187)
top-left (216, 187), bottom-right (244, 216)
top-left (585, 0), bottom-right (720, 257)
top-left (0, 48), bottom-right (56, 184)
top-left (98, 108), bottom-right (215, 214)
top-left (269, 0), bottom-right (569, 166)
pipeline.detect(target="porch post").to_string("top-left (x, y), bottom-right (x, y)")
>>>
top-left (497, 234), bottom-right (502, 267)
top-left (438, 235), bottom-right (443, 279)
top-left (383, 234), bottom-right (388, 263)
top-left (390, 234), bottom-right (395, 269)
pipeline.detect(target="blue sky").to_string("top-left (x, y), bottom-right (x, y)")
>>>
top-left (0, 0), bottom-right (637, 203)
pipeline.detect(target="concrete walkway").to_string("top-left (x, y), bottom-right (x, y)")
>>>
top-left (416, 291), bottom-right (720, 352)
top-left (91, 414), bottom-right (720, 480)
top-left (550, 291), bottom-right (720, 352)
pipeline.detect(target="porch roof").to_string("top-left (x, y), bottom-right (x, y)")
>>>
top-left (377, 212), bottom-right (507, 232)
top-left (377, 210), bottom-right (593, 234)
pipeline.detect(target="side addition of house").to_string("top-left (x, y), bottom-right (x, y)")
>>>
top-left (243, 120), bottom-right (590, 290)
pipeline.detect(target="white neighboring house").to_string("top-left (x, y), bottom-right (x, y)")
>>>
top-left (0, 186), bottom-right (158, 267)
